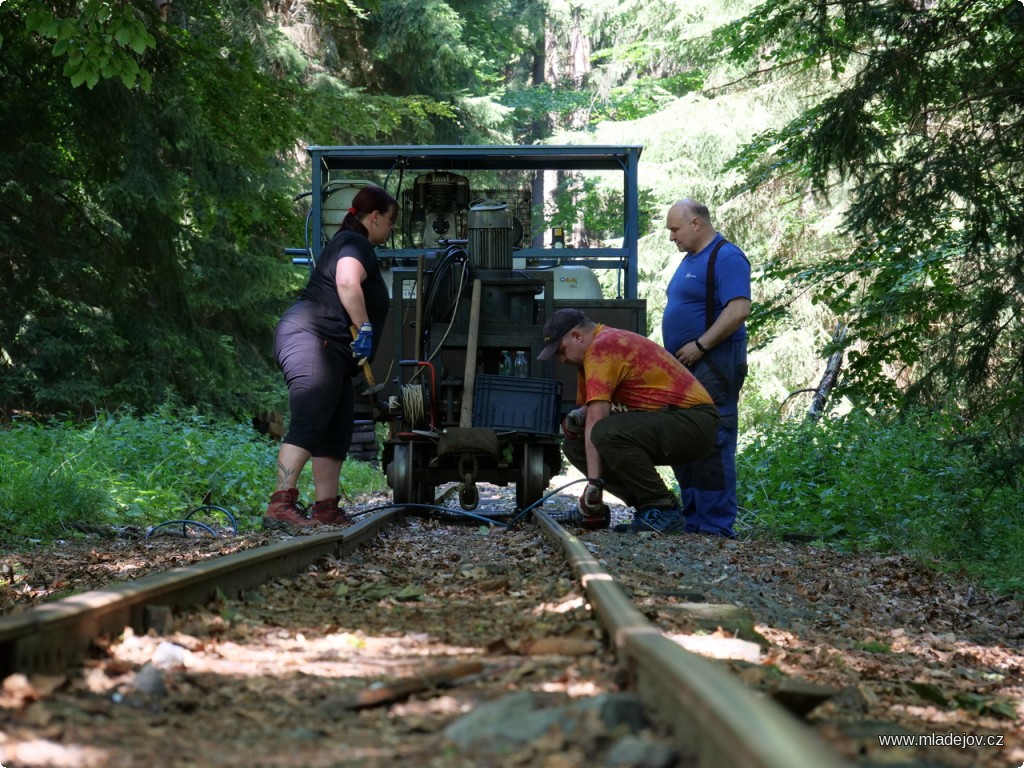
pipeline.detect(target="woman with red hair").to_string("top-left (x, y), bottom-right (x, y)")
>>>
top-left (264, 185), bottom-right (398, 529)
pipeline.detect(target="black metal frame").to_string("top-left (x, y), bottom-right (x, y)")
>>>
top-left (304, 144), bottom-right (644, 299)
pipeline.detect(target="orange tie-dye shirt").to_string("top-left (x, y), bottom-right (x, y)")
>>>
top-left (576, 325), bottom-right (713, 411)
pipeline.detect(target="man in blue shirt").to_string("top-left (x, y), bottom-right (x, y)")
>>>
top-left (663, 199), bottom-right (751, 537)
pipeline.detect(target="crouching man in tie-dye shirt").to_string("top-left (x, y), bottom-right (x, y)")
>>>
top-left (537, 308), bottom-right (720, 533)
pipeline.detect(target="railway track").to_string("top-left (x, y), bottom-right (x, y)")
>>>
top-left (0, 499), bottom-right (853, 768)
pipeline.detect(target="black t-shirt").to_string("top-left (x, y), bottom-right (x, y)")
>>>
top-left (282, 230), bottom-right (390, 360)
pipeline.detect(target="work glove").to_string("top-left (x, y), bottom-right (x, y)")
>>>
top-left (579, 479), bottom-right (604, 514)
top-left (352, 322), bottom-right (373, 365)
top-left (561, 407), bottom-right (586, 440)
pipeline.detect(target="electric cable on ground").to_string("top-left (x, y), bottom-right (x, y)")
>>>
top-left (352, 502), bottom-right (511, 528)
top-left (504, 478), bottom-right (588, 529)
top-left (344, 478), bottom-right (589, 531)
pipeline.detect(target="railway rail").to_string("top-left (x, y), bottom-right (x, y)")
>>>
top-left (1, 496), bottom-right (1019, 767)
top-left (0, 499), bottom-right (851, 768)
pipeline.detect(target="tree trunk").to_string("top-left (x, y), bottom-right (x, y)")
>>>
top-left (807, 324), bottom-right (848, 422)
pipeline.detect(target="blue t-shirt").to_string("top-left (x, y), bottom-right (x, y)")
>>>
top-left (662, 233), bottom-right (750, 355)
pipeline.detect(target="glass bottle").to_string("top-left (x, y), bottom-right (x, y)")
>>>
top-left (513, 350), bottom-right (529, 378)
top-left (500, 350), bottom-right (512, 376)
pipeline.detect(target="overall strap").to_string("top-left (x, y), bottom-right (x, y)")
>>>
top-left (705, 239), bottom-right (729, 331)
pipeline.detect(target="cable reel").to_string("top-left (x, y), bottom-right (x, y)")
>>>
top-left (400, 383), bottom-right (430, 429)
top-left (398, 360), bottom-right (438, 431)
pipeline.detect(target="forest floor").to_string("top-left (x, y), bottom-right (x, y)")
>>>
top-left (2, 481), bottom-right (1023, 767)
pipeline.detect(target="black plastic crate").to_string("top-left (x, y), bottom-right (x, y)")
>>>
top-left (473, 375), bottom-right (562, 435)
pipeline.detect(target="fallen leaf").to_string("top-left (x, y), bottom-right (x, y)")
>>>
top-left (518, 637), bottom-right (597, 657)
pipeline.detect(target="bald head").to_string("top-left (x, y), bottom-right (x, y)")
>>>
top-left (672, 199), bottom-right (711, 223)
top-left (666, 199), bottom-right (716, 254)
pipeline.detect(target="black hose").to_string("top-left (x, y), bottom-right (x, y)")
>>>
top-left (351, 502), bottom-right (511, 528)
top-left (420, 244), bottom-right (468, 355)
top-left (344, 478), bottom-right (589, 531)
top-left (505, 478), bottom-right (587, 529)
top-left (146, 520), bottom-right (218, 540)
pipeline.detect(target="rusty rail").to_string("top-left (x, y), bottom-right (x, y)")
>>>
top-left (0, 510), bottom-right (399, 677)
top-left (533, 509), bottom-right (852, 768)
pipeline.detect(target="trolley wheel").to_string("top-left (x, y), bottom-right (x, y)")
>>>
top-left (388, 443), bottom-right (433, 505)
top-left (516, 443), bottom-right (548, 511)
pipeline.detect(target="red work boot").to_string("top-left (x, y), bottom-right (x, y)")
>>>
top-left (310, 496), bottom-right (355, 526)
top-left (262, 488), bottom-right (312, 531)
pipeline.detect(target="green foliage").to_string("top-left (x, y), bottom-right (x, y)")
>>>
top-left (500, 84), bottom-right (593, 124)
top-left (737, 408), bottom-right (1024, 594)
top-left (548, 176), bottom-right (654, 245)
top-left (503, 74), bottom-right (701, 126)
top-left (342, 0), bottom-right (541, 142)
top-left (24, 0), bottom-right (157, 90)
top-left (0, 458), bottom-right (114, 539)
top-left (1, 0), bottom-right (493, 420)
top-left (451, 0), bottom-right (547, 89)
top-left (0, 406), bottom-right (386, 540)
top-left (1, 0), bottom-right (308, 418)
top-left (714, 0), bottom-right (1024, 432)
top-left (575, 0), bottom-right (760, 128)
top-left (365, 0), bottom-right (478, 95)
top-left (590, 74), bottom-right (703, 123)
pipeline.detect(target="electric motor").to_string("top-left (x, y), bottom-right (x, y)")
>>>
top-left (467, 199), bottom-right (513, 270)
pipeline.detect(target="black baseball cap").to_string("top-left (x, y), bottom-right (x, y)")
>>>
top-left (537, 308), bottom-right (587, 360)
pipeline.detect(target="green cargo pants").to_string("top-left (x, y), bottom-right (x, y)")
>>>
top-left (561, 403), bottom-right (719, 510)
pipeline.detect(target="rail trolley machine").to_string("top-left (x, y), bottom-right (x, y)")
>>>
top-left (289, 145), bottom-right (647, 513)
